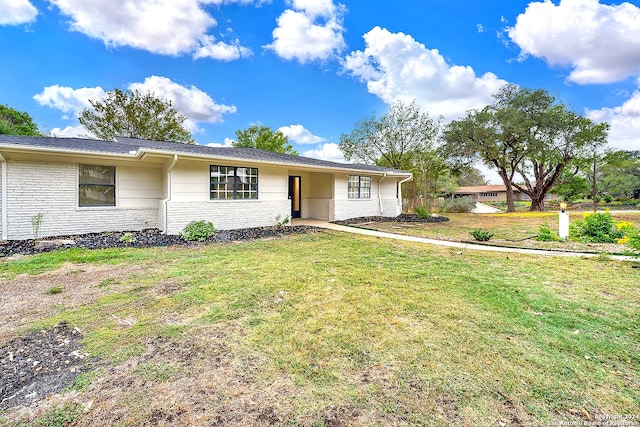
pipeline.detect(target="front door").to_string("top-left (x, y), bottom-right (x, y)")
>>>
top-left (288, 176), bottom-right (301, 218)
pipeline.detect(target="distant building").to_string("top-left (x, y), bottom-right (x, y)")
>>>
top-left (454, 185), bottom-right (557, 202)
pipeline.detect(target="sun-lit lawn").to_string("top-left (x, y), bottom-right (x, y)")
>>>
top-left (372, 211), bottom-right (640, 253)
top-left (1, 231), bottom-right (638, 426)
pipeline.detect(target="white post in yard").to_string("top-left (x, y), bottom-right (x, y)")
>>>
top-left (559, 201), bottom-right (569, 240)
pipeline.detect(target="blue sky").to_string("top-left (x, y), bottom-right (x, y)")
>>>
top-left (2, 0), bottom-right (640, 182)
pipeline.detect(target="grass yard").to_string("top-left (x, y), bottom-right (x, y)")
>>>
top-left (0, 231), bottom-right (639, 426)
top-left (373, 211), bottom-right (640, 254)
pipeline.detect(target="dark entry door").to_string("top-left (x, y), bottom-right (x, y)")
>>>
top-left (288, 176), bottom-right (301, 218)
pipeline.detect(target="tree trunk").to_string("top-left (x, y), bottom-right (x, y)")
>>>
top-left (497, 170), bottom-right (516, 212)
top-left (530, 197), bottom-right (545, 211)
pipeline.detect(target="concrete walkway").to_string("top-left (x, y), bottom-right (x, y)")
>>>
top-left (292, 219), bottom-right (637, 261)
top-left (472, 202), bottom-right (503, 214)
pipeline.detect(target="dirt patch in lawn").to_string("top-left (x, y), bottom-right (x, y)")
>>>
top-left (0, 262), bottom-right (151, 343)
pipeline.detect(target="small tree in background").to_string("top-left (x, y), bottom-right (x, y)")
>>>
top-left (339, 100), bottom-right (440, 170)
top-left (233, 125), bottom-right (298, 155)
top-left (79, 88), bottom-right (194, 143)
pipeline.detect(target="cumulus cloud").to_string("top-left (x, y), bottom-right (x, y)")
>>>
top-left (206, 137), bottom-right (236, 147)
top-left (266, 0), bottom-right (346, 63)
top-left (33, 85), bottom-right (106, 114)
top-left (193, 36), bottom-right (252, 61)
top-left (302, 143), bottom-right (346, 162)
top-left (343, 26), bottom-right (507, 120)
top-left (587, 91), bottom-right (640, 151)
top-left (129, 76), bottom-right (236, 125)
top-left (46, 0), bottom-right (251, 60)
top-left (0, 0), bottom-right (37, 25)
top-left (49, 125), bottom-right (87, 138)
top-left (278, 124), bottom-right (325, 144)
top-left (507, 0), bottom-right (640, 84)
top-left (35, 76), bottom-right (236, 136)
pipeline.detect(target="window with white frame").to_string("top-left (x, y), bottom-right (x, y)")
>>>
top-left (348, 175), bottom-right (371, 199)
top-left (79, 164), bottom-right (116, 207)
top-left (210, 165), bottom-right (258, 200)
top-left (479, 192), bottom-right (498, 198)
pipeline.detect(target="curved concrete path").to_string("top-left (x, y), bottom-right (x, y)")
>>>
top-left (293, 219), bottom-right (637, 261)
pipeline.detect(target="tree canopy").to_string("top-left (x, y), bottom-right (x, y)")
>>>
top-left (233, 125), bottom-right (298, 155)
top-left (0, 104), bottom-right (41, 136)
top-left (443, 85), bottom-right (609, 211)
top-left (79, 88), bottom-right (194, 143)
top-left (339, 100), bottom-right (440, 170)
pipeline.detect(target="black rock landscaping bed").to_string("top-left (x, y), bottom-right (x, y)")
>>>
top-left (334, 213), bottom-right (449, 225)
top-left (0, 322), bottom-right (90, 410)
top-left (0, 226), bottom-right (319, 257)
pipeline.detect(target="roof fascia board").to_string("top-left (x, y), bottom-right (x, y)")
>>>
top-left (0, 143), bottom-right (411, 178)
top-left (138, 148), bottom-right (412, 177)
top-left (0, 144), bottom-right (139, 161)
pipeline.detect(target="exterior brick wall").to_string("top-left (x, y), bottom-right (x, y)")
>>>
top-left (165, 199), bottom-right (290, 234)
top-left (5, 161), bottom-right (160, 240)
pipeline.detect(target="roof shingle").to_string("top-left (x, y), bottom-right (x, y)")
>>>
top-left (0, 135), bottom-right (411, 176)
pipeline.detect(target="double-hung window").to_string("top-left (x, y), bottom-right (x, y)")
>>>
top-left (78, 164), bottom-right (116, 207)
top-left (210, 165), bottom-right (258, 200)
top-left (348, 175), bottom-right (371, 199)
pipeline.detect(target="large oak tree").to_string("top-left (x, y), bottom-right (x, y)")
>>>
top-left (443, 85), bottom-right (609, 211)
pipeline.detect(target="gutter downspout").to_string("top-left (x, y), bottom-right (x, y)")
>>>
top-left (378, 173), bottom-right (387, 215)
top-left (398, 175), bottom-right (413, 213)
top-left (162, 155), bottom-right (179, 234)
top-left (0, 154), bottom-right (6, 241)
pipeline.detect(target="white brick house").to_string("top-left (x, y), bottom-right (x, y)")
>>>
top-left (0, 135), bottom-right (412, 240)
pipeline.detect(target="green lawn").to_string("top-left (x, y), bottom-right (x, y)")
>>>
top-left (373, 211), bottom-right (640, 254)
top-left (1, 231), bottom-right (638, 426)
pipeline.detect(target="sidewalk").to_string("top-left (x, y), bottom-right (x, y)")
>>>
top-left (292, 219), bottom-right (637, 261)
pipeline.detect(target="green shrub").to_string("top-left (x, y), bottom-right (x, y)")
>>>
top-left (470, 228), bottom-right (493, 241)
top-left (274, 214), bottom-right (290, 229)
top-left (626, 228), bottom-right (640, 257)
top-left (180, 220), bottom-right (217, 241)
top-left (32, 212), bottom-right (44, 240)
top-left (535, 222), bottom-right (559, 242)
top-left (119, 232), bottom-right (135, 244)
top-left (439, 196), bottom-right (476, 213)
top-left (415, 205), bottom-right (430, 219)
top-left (569, 212), bottom-right (623, 243)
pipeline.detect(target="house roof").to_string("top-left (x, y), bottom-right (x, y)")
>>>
top-left (455, 185), bottom-right (510, 193)
top-left (0, 135), bottom-right (412, 177)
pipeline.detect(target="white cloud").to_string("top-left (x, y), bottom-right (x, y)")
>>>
top-left (266, 0), bottom-right (346, 63)
top-left (206, 137), bottom-right (235, 147)
top-left (343, 26), bottom-right (507, 120)
top-left (278, 124), bottom-right (325, 144)
top-left (302, 142), bottom-right (346, 162)
top-left (507, 0), bottom-right (640, 84)
top-left (193, 36), bottom-right (252, 61)
top-left (48, 125), bottom-right (88, 138)
top-left (587, 91), bottom-right (640, 151)
top-left (46, 0), bottom-right (251, 59)
top-left (35, 76), bottom-right (236, 136)
top-left (33, 85), bottom-right (106, 114)
top-left (129, 76), bottom-right (236, 125)
top-left (0, 0), bottom-right (37, 25)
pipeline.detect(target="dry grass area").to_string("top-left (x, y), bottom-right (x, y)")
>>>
top-left (372, 211), bottom-right (640, 253)
top-left (0, 231), bottom-right (638, 426)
